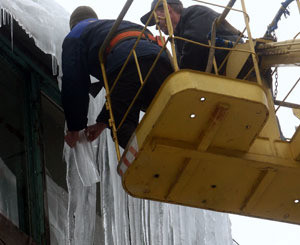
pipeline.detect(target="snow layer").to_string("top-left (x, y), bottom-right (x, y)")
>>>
top-left (0, 0), bottom-right (234, 244)
top-left (0, 0), bottom-right (69, 72)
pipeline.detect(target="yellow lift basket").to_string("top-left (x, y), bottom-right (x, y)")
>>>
top-left (99, 0), bottom-right (300, 224)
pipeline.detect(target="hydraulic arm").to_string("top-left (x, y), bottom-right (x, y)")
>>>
top-left (257, 38), bottom-right (300, 68)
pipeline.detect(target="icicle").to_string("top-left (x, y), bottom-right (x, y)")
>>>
top-left (3, 9), bottom-right (6, 26)
top-left (10, 13), bottom-right (13, 52)
top-left (52, 55), bottom-right (58, 76)
top-left (6, 10), bottom-right (9, 26)
top-left (0, 9), bottom-right (2, 28)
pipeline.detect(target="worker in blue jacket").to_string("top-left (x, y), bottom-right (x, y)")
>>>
top-left (62, 6), bottom-right (173, 148)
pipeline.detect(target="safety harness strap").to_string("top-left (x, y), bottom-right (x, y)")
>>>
top-left (105, 30), bottom-right (164, 55)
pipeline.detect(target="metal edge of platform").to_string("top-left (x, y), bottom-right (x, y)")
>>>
top-left (118, 69), bottom-right (270, 178)
top-left (120, 137), bottom-right (300, 225)
top-left (134, 69), bottom-right (269, 150)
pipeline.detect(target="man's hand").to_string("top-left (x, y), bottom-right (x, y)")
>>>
top-left (64, 131), bottom-right (80, 148)
top-left (85, 122), bottom-right (107, 142)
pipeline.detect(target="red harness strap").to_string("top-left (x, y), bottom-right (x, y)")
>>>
top-left (105, 30), bottom-right (165, 55)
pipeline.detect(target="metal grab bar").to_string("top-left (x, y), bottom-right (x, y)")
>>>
top-left (216, 0), bottom-right (237, 27)
top-left (99, 0), bottom-right (134, 60)
top-left (98, 0), bottom-right (134, 161)
top-left (98, 0), bottom-right (169, 160)
top-left (205, 0), bottom-right (237, 73)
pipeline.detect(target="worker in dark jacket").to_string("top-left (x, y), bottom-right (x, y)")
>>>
top-left (141, 0), bottom-right (241, 71)
top-left (62, 6), bottom-right (173, 148)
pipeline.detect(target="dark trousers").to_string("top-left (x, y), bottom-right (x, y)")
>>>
top-left (97, 56), bottom-right (173, 148)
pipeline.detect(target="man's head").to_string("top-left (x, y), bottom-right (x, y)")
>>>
top-left (69, 6), bottom-right (98, 30)
top-left (140, 0), bottom-right (183, 34)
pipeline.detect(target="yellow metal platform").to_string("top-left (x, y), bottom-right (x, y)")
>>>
top-left (117, 70), bottom-right (300, 224)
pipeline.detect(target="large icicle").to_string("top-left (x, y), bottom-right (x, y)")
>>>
top-left (63, 83), bottom-right (103, 245)
top-left (98, 127), bottom-right (234, 244)
top-left (10, 13), bottom-right (13, 51)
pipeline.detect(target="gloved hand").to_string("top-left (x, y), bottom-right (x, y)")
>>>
top-left (64, 131), bottom-right (80, 148)
top-left (85, 122), bottom-right (107, 142)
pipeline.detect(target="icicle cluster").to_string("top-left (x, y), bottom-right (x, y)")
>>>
top-left (0, 0), bottom-right (70, 76)
top-left (61, 91), bottom-right (234, 245)
top-left (0, 8), bottom-right (14, 51)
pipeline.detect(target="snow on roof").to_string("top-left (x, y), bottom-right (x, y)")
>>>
top-left (0, 0), bottom-right (70, 70)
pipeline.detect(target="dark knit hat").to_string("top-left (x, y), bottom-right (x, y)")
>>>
top-left (69, 6), bottom-right (98, 30)
top-left (140, 0), bottom-right (182, 26)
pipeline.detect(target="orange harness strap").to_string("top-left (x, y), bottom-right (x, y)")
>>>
top-left (105, 30), bottom-right (165, 55)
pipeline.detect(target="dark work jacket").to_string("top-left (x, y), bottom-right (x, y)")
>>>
top-left (174, 5), bottom-right (241, 71)
top-left (61, 18), bottom-right (169, 131)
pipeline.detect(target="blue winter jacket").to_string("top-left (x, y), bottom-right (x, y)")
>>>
top-left (61, 18), bottom-right (169, 131)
